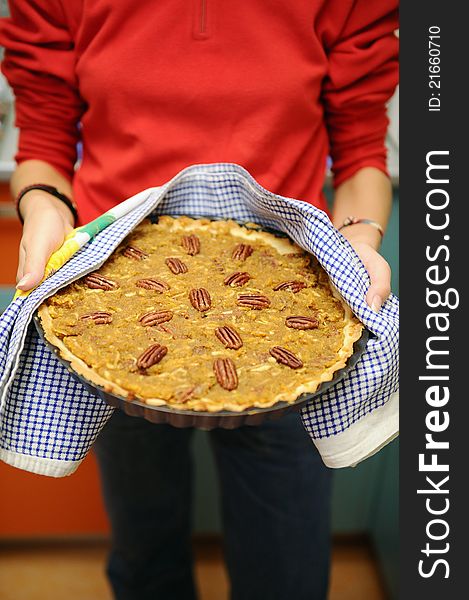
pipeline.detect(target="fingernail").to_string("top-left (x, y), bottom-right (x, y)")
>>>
top-left (371, 295), bottom-right (383, 313)
top-left (16, 273), bottom-right (31, 289)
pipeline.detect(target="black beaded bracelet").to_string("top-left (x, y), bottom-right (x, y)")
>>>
top-left (16, 184), bottom-right (78, 225)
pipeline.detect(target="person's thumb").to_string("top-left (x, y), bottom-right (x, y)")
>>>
top-left (364, 253), bottom-right (391, 312)
top-left (16, 234), bottom-right (65, 291)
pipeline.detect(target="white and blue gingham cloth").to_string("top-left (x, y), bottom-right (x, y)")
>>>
top-left (0, 164), bottom-right (399, 476)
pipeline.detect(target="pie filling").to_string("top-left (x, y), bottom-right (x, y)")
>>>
top-left (39, 216), bottom-right (363, 412)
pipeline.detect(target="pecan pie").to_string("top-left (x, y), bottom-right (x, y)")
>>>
top-left (38, 216), bottom-right (363, 412)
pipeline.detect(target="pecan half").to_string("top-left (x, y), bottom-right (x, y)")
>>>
top-left (137, 343), bottom-right (168, 370)
top-left (80, 311), bottom-right (113, 325)
top-left (83, 273), bottom-right (118, 290)
top-left (181, 234), bottom-right (201, 256)
top-left (139, 310), bottom-right (173, 327)
top-left (165, 257), bottom-right (188, 274)
top-left (215, 325), bottom-right (243, 350)
top-left (223, 271), bottom-right (252, 287)
top-left (136, 278), bottom-right (170, 292)
top-left (269, 346), bottom-right (303, 369)
top-left (236, 294), bottom-right (271, 309)
top-left (273, 280), bottom-right (307, 293)
top-left (231, 243), bottom-right (253, 261)
top-left (285, 316), bottom-right (319, 330)
top-left (189, 288), bottom-right (212, 311)
top-left (213, 358), bottom-right (238, 390)
top-left (123, 245), bottom-right (149, 260)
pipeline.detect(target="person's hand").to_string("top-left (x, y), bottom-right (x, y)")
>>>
top-left (340, 225), bottom-right (391, 312)
top-left (16, 192), bottom-right (75, 291)
top-left (331, 167), bottom-right (393, 311)
top-left (346, 239), bottom-right (391, 312)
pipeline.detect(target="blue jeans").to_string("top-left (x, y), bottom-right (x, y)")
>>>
top-left (94, 410), bottom-right (332, 600)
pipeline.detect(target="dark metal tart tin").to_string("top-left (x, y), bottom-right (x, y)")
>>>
top-left (33, 215), bottom-right (369, 430)
top-left (34, 314), bottom-right (368, 430)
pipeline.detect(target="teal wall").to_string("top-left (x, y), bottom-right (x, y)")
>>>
top-left (381, 190), bottom-right (399, 294)
top-left (368, 190), bottom-right (399, 597)
top-left (0, 285), bottom-right (14, 312)
top-left (369, 440), bottom-right (399, 598)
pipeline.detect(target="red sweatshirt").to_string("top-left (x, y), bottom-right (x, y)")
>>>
top-left (0, 1), bottom-right (398, 224)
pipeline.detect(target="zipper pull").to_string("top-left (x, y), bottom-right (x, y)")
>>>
top-left (193, 0), bottom-right (210, 40)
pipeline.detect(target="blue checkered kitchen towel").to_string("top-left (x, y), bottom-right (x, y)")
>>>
top-left (0, 164), bottom-right (399, 477)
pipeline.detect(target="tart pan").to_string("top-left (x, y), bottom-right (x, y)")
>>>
top-left (34, 312), bottom-right (369, 430)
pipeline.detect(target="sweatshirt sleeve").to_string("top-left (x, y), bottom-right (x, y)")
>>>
top-left (0, 0), bottom-right (84, 181)
top-left (320, 0), bottom-right (398, 188)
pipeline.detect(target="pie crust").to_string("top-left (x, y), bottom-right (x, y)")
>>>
top-left (39, 216), bottom-right (363, 412)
